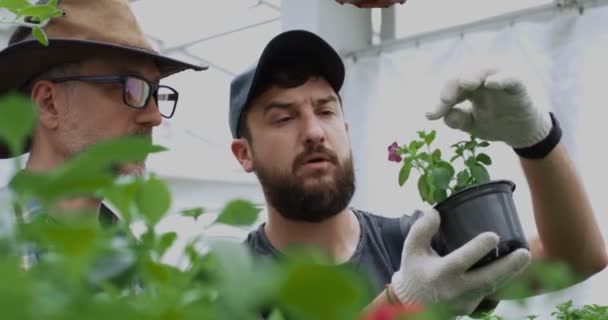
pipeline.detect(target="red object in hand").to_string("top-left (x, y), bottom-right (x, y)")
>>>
top-left (362, 303), bottom-right (424, 320)
top-left (335, 0), bottom-right (407, 8)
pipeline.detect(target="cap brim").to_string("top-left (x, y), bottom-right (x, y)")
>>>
top-left (0, 39), bottom-right (208, 159)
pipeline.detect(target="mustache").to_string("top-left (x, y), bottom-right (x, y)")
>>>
top-left (292, 144), bottom-right (339, 172)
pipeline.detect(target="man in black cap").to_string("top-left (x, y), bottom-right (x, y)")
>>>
top-left (228, 30), bottom-right (606, 315)
top-left (0, 0), bottom-right (206, 266)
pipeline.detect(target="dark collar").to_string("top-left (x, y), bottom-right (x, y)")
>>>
top-left (99, 203), bottom-right (119, 227)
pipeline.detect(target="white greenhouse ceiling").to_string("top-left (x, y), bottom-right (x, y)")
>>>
top-left (0, 0), bottom-right (574, 183)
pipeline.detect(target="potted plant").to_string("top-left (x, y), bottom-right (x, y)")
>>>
top-left (388, 130), bottom-right (528, 269)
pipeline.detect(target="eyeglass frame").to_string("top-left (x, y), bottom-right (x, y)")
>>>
top-left (48, 75), bottom-right (179, 118)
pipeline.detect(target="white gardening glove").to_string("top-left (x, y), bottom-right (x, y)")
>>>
top-left (426, 67), bottom-right (552, 148)
top-left (390, 209), bottom-right (531, 316)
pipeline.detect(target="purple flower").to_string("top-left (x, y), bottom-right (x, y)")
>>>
top-left (388, 142), bottom-right (402, 162)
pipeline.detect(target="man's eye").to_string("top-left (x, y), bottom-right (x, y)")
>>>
top-left (276, 117), bottom-right (291, 123)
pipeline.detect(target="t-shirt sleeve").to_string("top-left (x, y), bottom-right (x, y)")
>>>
top-left (399, 210), bottom-right (447, 256)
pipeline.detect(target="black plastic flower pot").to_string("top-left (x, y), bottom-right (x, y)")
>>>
top-left (434, 179), bottom-right (528, 269)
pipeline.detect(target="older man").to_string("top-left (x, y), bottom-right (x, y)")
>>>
top-left (0, 0), bottom-right (206, 266)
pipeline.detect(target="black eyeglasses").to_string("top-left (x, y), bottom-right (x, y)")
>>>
top-left (49, 75), bottom-right (179, 118)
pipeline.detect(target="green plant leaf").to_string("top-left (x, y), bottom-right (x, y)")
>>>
top-left (434, 189), bottom-right (447, 203)
top-left (41, 222), bottom-right (99, 256)
top-left (476, 153), bottom-right (492, 165)
top-left (450, 155), bottom-right (460, 163)
top-left (417, 174), bottom-right (432, 204)
top-left (398, 159), bottom-right (412, 186)
top-left (425, 130), bottom-right (436, 145)
top-left (9, 168), bottom-right (115, 203)
top-left (479, 141), bottom-right (490, 147)
top-left (0, 93), bottom-right (36, 157)
top-left (455, 147), bottom-right (464, 157)
top-left (18, 4), bottom-right (63, 19)
top-left (278, 263), bottom-right (367, 320)
top-left (11, 137), bottom-right (166, 203)
top-left (432, 149), bottom-right (441, 162)
top-left (0, 0), bottom-right (30, 14)
top-left (417, 152), bottom-right (430, 163)
top-left (408, 140), bottom-right (420, 155)
top-left (430, 167), bottom-right (451, 190)
top-left (87, 244), bottom-right (136, 287)
top-left (528, 261), bottom-right (578, 293)
top-left (102, 180), bottom-right (140, 223)
top-left (158, 232), bottom-right (177, 256)
top-left (142, 258), bottom-right (170, 284)
top-left (268, 308), bottom-right (286, 320)
top-left (465, 156), bottom-right (477, 168)
top-left (435, 161), bottom-right (455, 179)
top-left (456, 170), bottom-right (470, 187)
top-left (215, 199), bottom-right (260, 226)
top-left (417, 130), bottom-right (426, 139)
top-left (136, 175), bottom-right (172, 226)
top-left (31, 27), bottom-right (48, 46)
top-left (471, 164), bottom-right (490, 183)
top-left (59, 136), bottom-right (166, 174)
top-left (464, 141), bottom-right (477, 151)
top-left (450, 141), bottom-right (466, 148)
top-left (494, 278), bottom-right (533, 300)
top-left (415, 141), bottom-right (425, 150)
top-left (181, 207), bottom-right (205, 220)
top-left (454, 184), bottom-right (467, 193)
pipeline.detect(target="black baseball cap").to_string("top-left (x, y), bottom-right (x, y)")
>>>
top-left (229, 30), bottom-right (345, 138)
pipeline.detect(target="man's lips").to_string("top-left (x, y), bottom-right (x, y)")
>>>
top-left (301, 152), bottom-right (332, 165)
top-left (297, 152), bottom-right (336, 172)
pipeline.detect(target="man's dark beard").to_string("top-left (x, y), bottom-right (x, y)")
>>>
top-left (254, 145), bottom-right (356, 223)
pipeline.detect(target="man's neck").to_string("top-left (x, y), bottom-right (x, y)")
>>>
top-left (264, 206), bottom-right (361, 263)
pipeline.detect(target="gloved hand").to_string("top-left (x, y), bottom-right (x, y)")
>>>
top-left (390, 209), bottom-right (531, 316)
top-left (426, 67), bottom-right (552, 148)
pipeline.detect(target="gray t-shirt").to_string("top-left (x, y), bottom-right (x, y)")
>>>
top-left (244, 208), bottom-right (445, 293)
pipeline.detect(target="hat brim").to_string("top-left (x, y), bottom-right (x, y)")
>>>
top-left (0, 38), bottom-right (207, 96)
top-left (0, 38), bottom-right (208, 159)
top-left (235, 30), bottom-right (345, 138)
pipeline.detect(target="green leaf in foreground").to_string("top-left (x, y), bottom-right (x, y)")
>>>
top-left (214, 199), bottom-right (260, 226)
top-left (180, 207), bottom-right (205, 220)
top-left (0, 93), bottom-right (36, 157)
top-left (136, 175), bottom-right (172, 226)
top-left (32, 27), bottom-right (48, 46)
